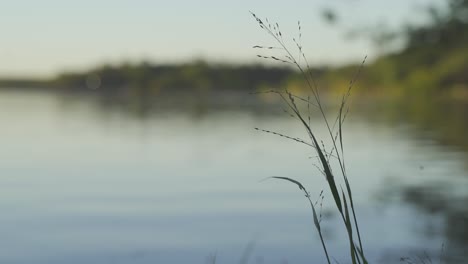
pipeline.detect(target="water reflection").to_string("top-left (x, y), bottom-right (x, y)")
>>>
top-left (399, 183), bottom-right (468, 263)
top-left (55, 89), bottom-right (285, 120)
top-left (358, 99), bottom-right (468, 158)
top-left (358, 99), bottom-right (468, 263)
top-left (0, 90), bottom-right (467, 263)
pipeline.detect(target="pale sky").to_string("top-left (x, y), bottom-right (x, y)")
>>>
top-left (0, 0), bottom-right (441, 77)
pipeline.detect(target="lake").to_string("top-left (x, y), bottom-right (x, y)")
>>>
top-left (0, 90), bottom-right (467, 263)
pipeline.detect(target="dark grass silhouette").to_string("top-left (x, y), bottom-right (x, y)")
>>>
top-left (250, 11), bottom-right (368, 264)
top-left (248, 12), bottom-right (451, 264)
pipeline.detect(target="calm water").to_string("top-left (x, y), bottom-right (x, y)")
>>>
top-left (0, 90), bottom-right (467, 263)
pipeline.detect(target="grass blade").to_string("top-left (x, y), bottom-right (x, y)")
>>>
top-left (266, 176), bottom-right (332, 264)
top-left (268, 176), bottom-right (306, 192)
top-left (343, 192), bottom-right (357, 264)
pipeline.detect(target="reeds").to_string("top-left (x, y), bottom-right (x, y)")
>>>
top-left (251, 12), bottom-right (368, 264)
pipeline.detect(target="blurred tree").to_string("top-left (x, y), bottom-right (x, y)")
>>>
top-left (404, 0), bottom-right (468, 49)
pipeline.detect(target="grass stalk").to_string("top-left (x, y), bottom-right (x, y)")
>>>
top-left (251, 12), bottom-right (368, 263)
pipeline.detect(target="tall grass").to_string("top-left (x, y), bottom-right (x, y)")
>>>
top-left (250, 12), bottom-right (368, 264)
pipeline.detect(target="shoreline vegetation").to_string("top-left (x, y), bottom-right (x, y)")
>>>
top-left (1, 40), bottom-right (466, 102)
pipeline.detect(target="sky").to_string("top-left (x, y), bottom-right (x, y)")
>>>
top-left (0, 0), bottom-right (441, 77)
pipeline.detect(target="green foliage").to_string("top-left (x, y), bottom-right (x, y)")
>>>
top-left (405, 0), bottom-right (468, 49)
top-left (297, 0), bottom-right (468, 101)
top-left (47, 62), bottom-right (293, 96)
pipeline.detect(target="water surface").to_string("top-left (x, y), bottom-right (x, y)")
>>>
top-left (0, 90), bottom-right (467, 263)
